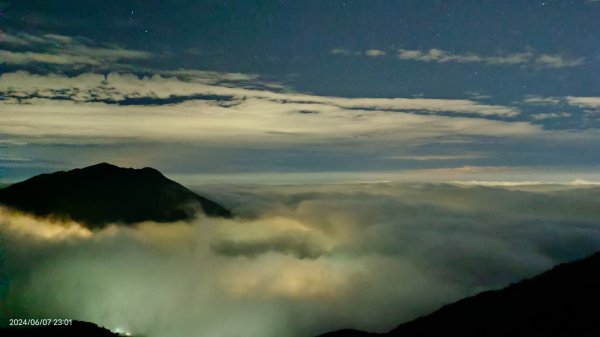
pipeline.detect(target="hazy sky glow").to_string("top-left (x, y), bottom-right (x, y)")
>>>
top-left (0, 0), bottom-right (599, 182)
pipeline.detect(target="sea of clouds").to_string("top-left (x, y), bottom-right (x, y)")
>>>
top-left (1, 183), bottom-right (600, 337)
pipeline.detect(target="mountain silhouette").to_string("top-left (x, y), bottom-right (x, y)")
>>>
top-left (0, 163), bottom-right (231, 228)
top-left (318, 250), bottom-right (600, 337)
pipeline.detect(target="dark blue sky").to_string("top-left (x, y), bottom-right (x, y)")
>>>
top-left (0, 0), bottom-right (599, 182)
top-left (3, 0), bottom-right (599, 94)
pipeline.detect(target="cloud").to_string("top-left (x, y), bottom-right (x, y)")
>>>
top-left (0, 32), bottom-right (152, 69)
top-left (0, 156), bottom-right (32, 162)
top-left (162, 69), bottom-right (261, 84)
top-left (523, 95), bottom-right (561, 105)
top-left (535, 54), bottom-right (584, 69)
top-left (331, 47), bottom-right (583, 69)
top-left (531, 112), bottom-right (570, 120)
top-left (211, 232), bottom-right (326, 259)
top-left (404, 48), bottom-right (583, 68)
top-left (450, 179), bottom-right (600, 187)
top-left (398, 48), bottom-right (482, 63)
top-left (387, 154), bottom-right (486, 161)
top-left (423, 165), bottom-right (512, 174)
top-left (329, 48), bottom-right (354, 56)
top-left (2, 183), bottom-right (600, 337)
top-left (465, 92), bottom-right (492, 100)
top-left (0, 32), bottom-right (43, 46)
top-left (365, 49), bottom-right (386, 57)
top-left (0, 71), bottom-right (533, 147)
top-left (1, 32), bottom-right (74, 47)
top-left (566, 96), bottom-right (600, 108)
top-left (486, 52), bottom-right (534, 65)
top-left (0, 50), bottom-right (103, 66)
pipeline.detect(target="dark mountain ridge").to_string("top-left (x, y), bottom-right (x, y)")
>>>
top-left (318, 250), bottom-right (600, 337)
top-left (0, 163), bottom-right (231, 228)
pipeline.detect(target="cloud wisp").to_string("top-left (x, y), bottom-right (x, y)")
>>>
top-left (396, 49), bottom-right (584, 69)
top-left (331, 47), bottom-right (584, 69)
top-left (0, 32), bottom-right (152, 70)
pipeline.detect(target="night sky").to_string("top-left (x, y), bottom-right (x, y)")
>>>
top-left (2, 3), bottom-right (600, 337)
top-left (1, 0), bottom-right (599, 182)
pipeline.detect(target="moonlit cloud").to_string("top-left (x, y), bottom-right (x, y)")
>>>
top-left (0, 71), bottom-right (533, 148)
top-left (365, 49), bottom-right (386, 57)
top-left (330, 46), bottom-right (584, 69)
top-left (450, 179), bottom-right (600, 187)
top-left (2, 67), bottom-right (598, 179)
top-left (2, 183), bottom-right (600, 337)
top-left (329, 48), bottom-right (586, 69)
top-left (486, 52), bottom-right (534, 65)
top-left (0, 71), bottom-right (517, 118)
top-left (386, 154), bottom-right (486, 161)
top-left (0, 50), bottom-right (104, 66)
top-left (329, 48), bottom-right (354, 56)
top-left (535, 54), bottom-right (585, 69)
top-left (531, 112), bottom-right (571, 120)
top-left (0, 97), bottom-right (535, 146)
top-left (566, 96), bottom-right (600, 108)
top-left (397, 48), bottom-right (482, 63)
top-left (523, 95), bottom-right (561, 105)
top-left (0, 32), bottom-right (152, 69)
top-left (0, 208), bottom-right (93, 240)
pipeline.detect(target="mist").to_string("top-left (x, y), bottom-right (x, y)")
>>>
top-left (1, 183), bottom-right (600, 337)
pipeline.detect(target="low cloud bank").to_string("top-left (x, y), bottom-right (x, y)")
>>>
top-left (1, 183), bottom-right (599, 337)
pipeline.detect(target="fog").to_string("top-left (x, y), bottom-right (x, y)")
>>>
top-left (1, 183), bottom-right (600, 337)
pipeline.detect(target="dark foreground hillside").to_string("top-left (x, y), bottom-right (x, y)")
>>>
top-left (0, 163), bottom-right (231, 228)
top-left (319, 250), bottom-right (600, 337)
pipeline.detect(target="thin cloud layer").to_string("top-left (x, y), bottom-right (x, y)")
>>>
top-left (332, 47), bottom-right (584, 69)
top-left (0, 32), bottom-right (152, 70)
top-left (396, 48), bottom-right (584, 68)
top-left (0, 71), bottom-right (535, 147)
top-left (0, 71), bottom-right (519, 116)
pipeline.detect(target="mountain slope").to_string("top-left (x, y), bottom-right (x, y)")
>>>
top-left (318, 251), bottom-right (600, 337)
top-left (0, 163), bottom-right (231, 228)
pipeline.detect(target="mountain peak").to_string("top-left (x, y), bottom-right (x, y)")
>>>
top-left (88, 162), bottom-right (120, 169)
top-left (0, 163), bottom-right (232, 228)
top-left (74, 163), bottom-right (165, 179)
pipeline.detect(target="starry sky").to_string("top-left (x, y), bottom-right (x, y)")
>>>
top-left (2, 3), bottom-right (600, 336)
top-left (1, 0), bottom-right (599, 182)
